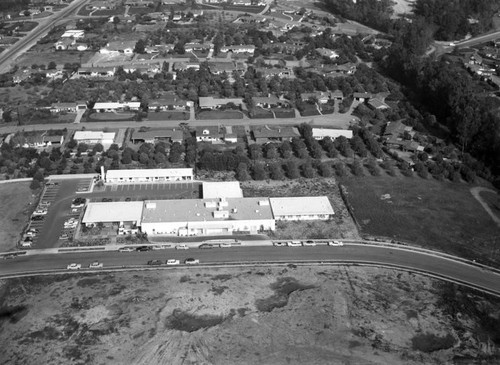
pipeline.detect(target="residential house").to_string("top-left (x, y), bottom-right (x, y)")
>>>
top-left (100, 41), bottom-right (136, 55)
top-left (220, 45), bottom-right (255, 55)
top-left (256, 67), bottom-right (294, 79)
top-left (149, 95), bottom-right (187, 111)
top-left (131, 129), bottom-right (184, 144)
top-left (208, 61), bottom-right (237, 75)
top-left (21, 132), bottom-right (64, 148)
top-left (125, 0), bottom-right (154, 6)
top-left (173, 62), bottom-right (200, 71)
top-left (315, 48), bottom-right (339, 59)
top-left (93, 102), bottom-right (141, 112)
top-left (368, 98), bottom-right (389, 110)
top-left (233, 0), bottom-right (252, 5)
top-left (250, 125), bottom-right (299, 144)
top-left (86, 1), bottom-right (115, 10)
top-left (196, 126), bottom-right (221, 143)
top-left (252, 95), bottom-right (284, 108)
top-left (383, 120), bottom-right (415, 149)
top-left (50, 102), bottom-right (87, 113)
top-left (331, 90), bottom-right (344, 101)
top-left (353, 92), bottom-right (371, 102)
top-left (73, 131), bottom-right (116, 145)
top-left (184, 42), bottom-right (212, 53)
top-left (55, 38), bottom-right (75, 50)
top-left (61, 30), bottom-right (85, 39)
top-left (76, 67), bottom-right (115, 78)
top-left (301, 91), bottom-right (331, 104)
top-left (198, 96), bottom-right (244, 110)
top-left (312, 128), bottom-right (353, 140)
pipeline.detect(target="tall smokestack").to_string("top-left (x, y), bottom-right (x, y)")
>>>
top-left (101, 165), bottom-right (105, 182)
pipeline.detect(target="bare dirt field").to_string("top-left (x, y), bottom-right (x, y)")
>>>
top-left (0, 181), bottom-right (37, 252)
top-left (242, 178), bottom-right (360, 240)
top-left (1, 266), bottom-right (499, 364)
top-left (340, 176), bottom-right (500, 266)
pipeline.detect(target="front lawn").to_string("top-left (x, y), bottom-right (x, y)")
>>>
top-left (146, 111), bottom-right (189, 121)
top-left (197, 110), bottom-right (244, 120)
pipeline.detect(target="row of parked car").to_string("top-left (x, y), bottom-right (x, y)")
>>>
top-left (67, 261), bottom-right (103, 270)
top-left (274, 240), bottom-right (344, 247)
top-left (147, 258), bottom-right (199, 265)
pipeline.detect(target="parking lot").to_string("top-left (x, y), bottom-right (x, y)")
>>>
top-left (90, 181), bottom-right (202, 202)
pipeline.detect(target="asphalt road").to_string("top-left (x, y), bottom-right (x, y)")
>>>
top-left (0, 0), bottom-right (90, 74)
top-left (2, 245), bottom-right (500, 296)
top-left (455, 30), bottom-right (500, 49)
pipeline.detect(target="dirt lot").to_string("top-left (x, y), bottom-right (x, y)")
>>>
top-left (340, 176), bottom-right (500, 266)
top-left (242, 178), bottom-right (360, 240)
top-left (15, 51), bottom-right (95, 69)
top-left (1, 266), bottom-right (499, 364)
top-left (0, 181), bottom-right (37, 252)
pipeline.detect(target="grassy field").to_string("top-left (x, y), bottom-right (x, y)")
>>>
top-left (0, 181), bottom-right (37, 252)
top-left (340, 175), bottom-right (500, 266)
top-left (479, 190), bottom-right (500, 221)
top-left (15, 51), bottom-right (95, 69)
top-left (147, 111), bottom-right (189, 121)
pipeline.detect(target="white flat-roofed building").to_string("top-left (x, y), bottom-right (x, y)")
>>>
top-left (141, 198), bottom-right (275, 236)
top-left (73, 131), bottom-right (116, 145)
top-left (202, 181), bottom-right (243, 199)
top-left (104, 168), bottom-right (194, 183)
top-left (269, 196), bottom-right (334, 221)
top-left (312, 128), bottom-right (353, 140)
top-left (93, 102), bottom-right (141, 112)
top-left (82, 201), bottom-right (143, 227)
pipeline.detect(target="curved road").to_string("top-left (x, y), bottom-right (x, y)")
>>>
top-left (2, 245), bottom-right (500, 296)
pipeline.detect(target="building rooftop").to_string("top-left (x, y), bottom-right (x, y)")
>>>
top-left (269, 196), bottom-right (334, 217)
top-left (105, 168), bottom-right (193, 179)
top-left (131, 129), bottom-right (183, 141)
top-left (82, 202), bottom-right (143, 224)
top-left (202, 181), bottom-right (243, 199)
top-left (251, 125), bottom-right (299, 139)
top-left (73, 131), bottom-right (116, 140)
top-left (312, 128), bottom-right (353, 139)
top-left (141, 197), bottom-right (273, 223)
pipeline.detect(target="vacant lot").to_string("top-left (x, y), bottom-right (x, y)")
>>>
top-left (15, 51), bottom-right (95, 69)
top-left (340, 176), bottom-right (500, 266)
top-left (147, 111), bottom-right (189, 121)
top-left (0, 181), bottom-right (37, 252)
top-left (1, 266), bottom-right (499, 364)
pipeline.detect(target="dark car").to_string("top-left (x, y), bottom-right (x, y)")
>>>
top-left (147, 260), bottom-right (162, 266)
top-left (3, 253), bottom-right (18, 260)
top-left (102, 198), bottom-right (112, 202)
top-left (136, 246), bottom-right (152, 252)
top-left (198, 244), bottom-right (213, 249)
top-left (31, 215), bottom-right (44, 221)
top-left (125, 197), bottom-right (132, 202)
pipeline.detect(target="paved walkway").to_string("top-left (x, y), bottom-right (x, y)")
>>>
top-left (470, 187), bottom-right (500, 228)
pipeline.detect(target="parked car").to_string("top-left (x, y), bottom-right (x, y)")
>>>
top-left (136, 246), bottom-right (152, 252)
top-left (118, 247), bottom-right (134, 252)
top-left (219, 243), bottom-right (232, 248)
top-left (328, 241), bottom-right (344, 246)
top-left (20, 241), bottom-right (32, 248)
top-left (77, 186), bottom-right (89, 192)
top-left (25, 231), bottom-right (37, 237)
top-left (101, 198), bottom-right (112, 202)
top-left (67, 263), bottom-right (81, 270)
top-left (33, 209), bottom-right (47, 215)
top-left (89, 262), bottom-right (103, 269)
top-left (166, 259), bottom-right (180, 265)
top-left (147, 260), bottom-right (162, 266)
top-left (175, 244), bottom-right (189, 250)
top-left (287, 241), bottom-right (302, 247)
top-left (184, 258), bottom-right (199, 265)
top-left (273, 242), bottom-right (287, 247)
top-left (31, 215), bottom-right (44, 221)
top-left (4, 253), bottom-right (18, 260)
top-left (198, 244), bottom-right (213, 249)
top-left (125, 197), bottom-right (132, 202)
top-left (59, 234), bottom-right (70, 240)
top-left (302, 240), bottom-right (316, 246)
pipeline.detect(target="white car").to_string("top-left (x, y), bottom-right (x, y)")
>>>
top-left (118, 247), bottom-right (134, 252)
top-left (89, 262), bottom-right (103, 269)
top-left (175, 244), bottom-right (189, 250)
top-left (33, 210), bottom-right (47, 215)
top-left (302, 240), bottom-right (316, 246)
top-left (71, 208), bottom-right (81, 213)
top-left (67, 263), bottom-right (81, 270)
top-left (20, 241), bottom-right (32, 248)
top-left (59, 234), bottom-right (70, 240)
top-left (166, 259), bottom-right (180, 265)
top-left (219, 243), bottom-right (232, 248)
top-left (328, 240), bottom-right (344, 246)
top-left (287, 241), bottom-right (302, 247)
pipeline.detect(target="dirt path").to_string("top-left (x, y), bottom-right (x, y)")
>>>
top-left (470, 186), bottom-right (500, 228)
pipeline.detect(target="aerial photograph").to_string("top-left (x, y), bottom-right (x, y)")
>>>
top-left (0, 0), bottom-right (500, 364)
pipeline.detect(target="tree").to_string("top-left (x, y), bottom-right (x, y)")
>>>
top-left (77, 143), bottom-right (89, 153)
top-left (248, 144), bottom-right (263, 160)
top-left (335, 161), bottom-right (347, 177)
top-left (319, 162), bottom-right (333, 177)
top-left (2, 110), bottom-right (12, 123)
top-left (301, 162), bottom-right (316, 178)
top-left (113, 16), bottom-right (120, 31)
top-left (30, 179), bottom-right (41, 190)
top-left (236, 162), bottom-right (251, 181)
top-left (269, 162), bottom-right (285, 180)
top-left (351, 159), bottom-right (364, 176)
top-left (92, 143), bottom-right (103, 153)
top-left (47, 61), bottom-right (57, 70)
top-left (252, 163), bottom-right (267, 180)
top-left (134, 39), bottom-right (146, 54)
top-left (285, 160), bottom-right (300, 179)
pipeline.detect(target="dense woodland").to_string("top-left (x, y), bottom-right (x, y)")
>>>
top-left (322, 0), bottom-right (500, 176)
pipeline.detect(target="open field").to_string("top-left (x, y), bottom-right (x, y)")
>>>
top-left (0, 181), bottom-right (37, 252)
top-left (146, 111), bottom-right (189, 121)
top-left (479, 190), bottom-right (500, 222)
top-left (1, 266), bottom-right (499, 364)
top-left (15, 51), bottom-right (95, 69)
top-left (340, 176), bottom-right (500, 266)
top-left (242, 178), bottom-right (360, 240)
